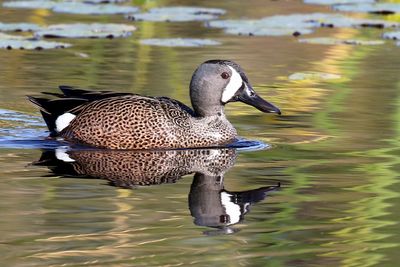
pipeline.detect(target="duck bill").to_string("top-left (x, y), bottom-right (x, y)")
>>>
top-left (236, 84), bottom-right (281, 115)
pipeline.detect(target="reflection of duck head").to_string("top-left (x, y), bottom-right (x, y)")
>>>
top-left (35, 147), bottom-right (237, 188)
top-left (189, 173), bottom-right (280, 232)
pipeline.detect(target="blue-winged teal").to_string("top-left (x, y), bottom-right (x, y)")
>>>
top-left (28, 60), bottom-right (281, 149)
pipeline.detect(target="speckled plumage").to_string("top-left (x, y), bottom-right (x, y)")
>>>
top-left (28, 60), bottom-right (280, 149)
top-left (35, 148), bottom-right (237, 187)
top-left (61, 94), bottom-right (237, 149)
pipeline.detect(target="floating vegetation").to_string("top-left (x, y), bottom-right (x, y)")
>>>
top-left (208, 13), bottom-right (400, 36)
top-left (34, 23), bottom-right (136, 38)
top-left (52, 2), bottom-right (139, 15)
top-left (139, 38), bottom-right (221, 47)
top-left (127, 6), bottom-right (225, 22)
top-left (0, 22), bottom-right (42, 32)
top-left (143, 6), bottom-right (225, 15)
top-left (383, 31), bottom-right (400, 40)
top-left (83, 0), bottom-right (127, 3)
top-left (289, 71), bottom-right (342, 81)
top-left (333, 3), bottom-right (400, 15)
top-left (3, 1), bottom-right (139, 15)
top-left (304, 0), bottom-right (375, 5)
top-left (3, 0), bottom-right (57, 9)
top-left (208, 19), bottom-right (314, 36)
top-left (299, 37), bottom-right (384, 45)
top-left (0, 33), bottom-right (71, 49)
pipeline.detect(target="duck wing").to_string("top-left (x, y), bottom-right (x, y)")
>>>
top-left (29, 86), bottom-right (197, 146)
top-left (28, 86), bottom-right (141, 136)
top-left (156, 96), bottom-right (196, 117)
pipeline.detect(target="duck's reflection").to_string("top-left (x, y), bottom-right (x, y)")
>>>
top-left (189, 173), bottom-right (279, 234)
top-left (35, 147), bottom-right (280, 233)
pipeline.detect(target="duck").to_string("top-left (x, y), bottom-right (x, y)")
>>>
top-left (28, 59), bottom-right (281, 149)
top-left (34, 147), bottom-right (280, 233)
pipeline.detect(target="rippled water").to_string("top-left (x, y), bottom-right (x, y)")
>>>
top-left (1, 0), bottom-right (400, 266)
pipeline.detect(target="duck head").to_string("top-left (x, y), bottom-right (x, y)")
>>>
top-left (190, 60), bottom-right (281, 117)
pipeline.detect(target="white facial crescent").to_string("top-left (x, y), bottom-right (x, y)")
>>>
top-left (221, 66), bottom-right (243, 103)
top-left (220, 191), bottom-right (241, 225)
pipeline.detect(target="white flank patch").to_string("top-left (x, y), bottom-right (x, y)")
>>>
top-left (220, 191), bottom-right (241, 225)
top-left (55, 112), bottom-right (76, 132)
top-left (55, 147), bottom-right (75, 162)
top-left (221, 66), bottom-right (243, 103)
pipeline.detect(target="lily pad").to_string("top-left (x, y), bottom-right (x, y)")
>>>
top-left (139, 38), bottom-right (220, 47)
top-left (208, 19), bottom-right (314, 36)
top-left (3, 1), bottom-right (138, 15)
top-left (0, 33), bottom-right (71, 49)
top-left (299, 37), bottom-right (384, 45)
top-left (0, 22), bottom-right (42, 32)
top-left (316, 15), bottom-right (400, 28)
top-left (208, 13), bottom-right (400, 36)
top-left (304, 0), bottom-right (375, 5)
top-left (146, 6), bottom-right (225, 15)
top-left (2, 0), bottom-right (57, 9)
top-left (35, 23), bottom-right (136, 38)
top-left (0, 32), bottom-right (25, 40)
top-left (83, 0), bottom-right (127, 3)
top-left (383, 31), bottom-right (400, 40)
top-left (52, 2), bottom-right (139, 15)
top-left (333, 3), bottom-right (400, 15)
top-left (127, 6), bottom-right (225, 22)
top-left (289, 72), bottom-right (342, 81)
top-left (208, 16), bottom-right (316, 36)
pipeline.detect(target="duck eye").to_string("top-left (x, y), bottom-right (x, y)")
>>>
top-left (221, 72), bottom-right (230, 79)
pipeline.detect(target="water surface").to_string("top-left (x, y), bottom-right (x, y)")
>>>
top-left (1, 0), bottom-right (400, 266)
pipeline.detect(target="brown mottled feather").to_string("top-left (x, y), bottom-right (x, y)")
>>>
top-left (58, 94), bottom-right (237, 149)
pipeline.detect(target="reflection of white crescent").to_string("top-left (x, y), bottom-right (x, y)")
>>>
top-left (220, 191), bottom-right (241, 225)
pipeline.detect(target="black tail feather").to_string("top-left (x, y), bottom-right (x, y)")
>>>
top-left (59, 85), bottom-right (132, 101)
top-left (27, 96), bottom-right (51, 111)
top-left (41, 92), bottom-right (65, 98)
top-left (59, 85), bottom-right (94, 97)
top-left (28, 96), bottom-right (88, 115)
top-left (29, 86), bottom-right (135, 135)
top-left (40, 110), bottom-right (57, 136)
top-left (27, 95), bottom-right (88, 135)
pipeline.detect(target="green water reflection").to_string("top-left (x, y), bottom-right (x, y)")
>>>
top-left (1, 0), bottom-right (400, 266)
